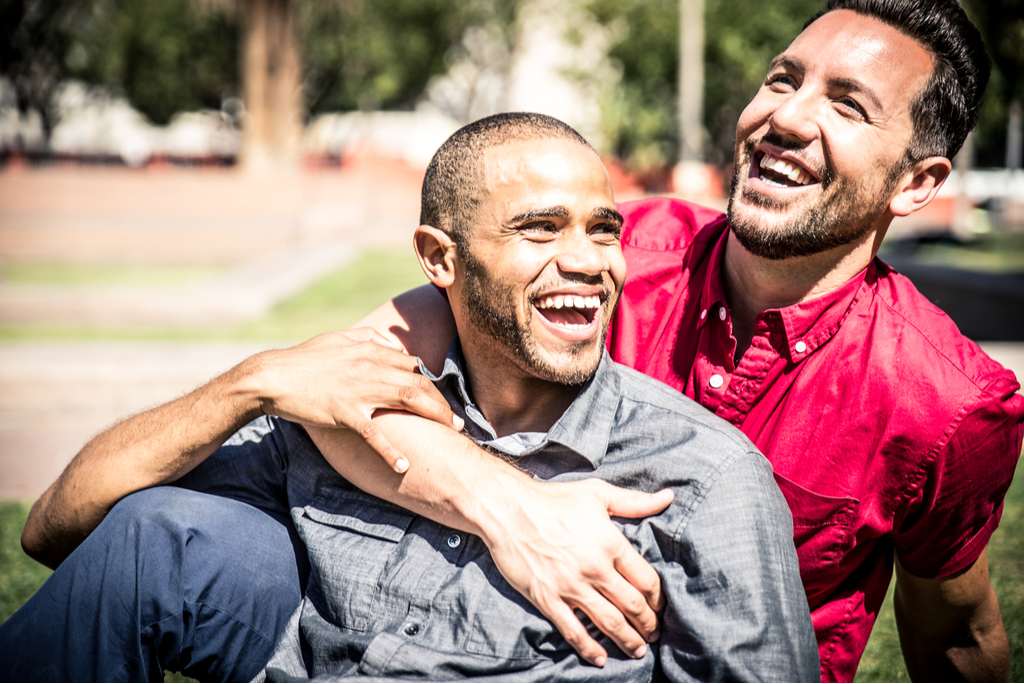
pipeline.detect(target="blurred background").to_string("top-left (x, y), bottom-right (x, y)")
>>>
top-left (0, 1), bottom-right (1022, 680)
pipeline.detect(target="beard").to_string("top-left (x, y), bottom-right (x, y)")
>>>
top-left (458, 247), bottom-right (607, 386)
top-left (727, 134), bottom-right (906, 260)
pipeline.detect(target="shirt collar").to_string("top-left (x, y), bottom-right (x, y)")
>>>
top-left (698, 226), bottom-right (875, 362)
top-left (417, 340), bottom-right (620, 470)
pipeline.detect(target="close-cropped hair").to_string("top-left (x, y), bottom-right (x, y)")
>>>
top-left (807, 0), bottom-right (990, 162)
top-left (420, 112), bottom-right (595, 249)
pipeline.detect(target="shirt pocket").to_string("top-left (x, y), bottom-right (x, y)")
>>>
top-left (297, 486), bottom-right (415, 631)
top-left (772, 472), bottom-right (859, 606)
top-left (463, 560), bottom-right (571, 661)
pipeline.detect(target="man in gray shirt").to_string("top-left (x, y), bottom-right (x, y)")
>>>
top-left (247, 112), bottom-right (817, 680)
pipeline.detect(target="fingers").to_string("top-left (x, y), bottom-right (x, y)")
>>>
top-left (391, 373), bottom-right (464, 432)
top-left (600, 484), bottom-right (674, 519)
top-left (571, 586), bottom-right (651, 661)
top-left (613, 546), bottom-right (665, 620)
top-left (353, 417), bottom-right (410, 474)
top-left (542, 601), bottom-right (609, 668)
top-left (340, 326), bottom-right (404, 351)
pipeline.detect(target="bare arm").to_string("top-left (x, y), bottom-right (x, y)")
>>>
top-left (22, 328), bottom-right (459, 569)
top-left (894, 548), bottom-right (1009, 681)
top-left (313, 284), bottom-right (673, 666)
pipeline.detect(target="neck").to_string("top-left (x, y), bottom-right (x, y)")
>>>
top-left (460, 347), bottom-right (581, 438)
top-left (723, 226), bottom-right (885, 358)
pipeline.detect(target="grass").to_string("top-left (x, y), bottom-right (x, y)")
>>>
top-left (1, 262), bottom-right (220, 287)
top-left (0, 249), bottom-right (428, 343)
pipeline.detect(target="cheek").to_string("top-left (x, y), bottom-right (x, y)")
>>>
top-left (735, 92), bottom-right (772, 143)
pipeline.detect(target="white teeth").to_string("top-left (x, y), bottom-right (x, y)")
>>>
top-left (535, 295), bottom-right (603, 310)
top-left (759, 152), bottom-right (813, 186)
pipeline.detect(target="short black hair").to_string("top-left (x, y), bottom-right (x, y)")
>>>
top-left (420, 112), bottom-right (595, 248)
top-left (806, 0), bottom-right (990, 162)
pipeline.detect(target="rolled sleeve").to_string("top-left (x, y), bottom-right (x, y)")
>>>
top-left (894, 384), bottom-right (1024, 578)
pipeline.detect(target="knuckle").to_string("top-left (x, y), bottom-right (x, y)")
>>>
top-left (620, 592), bottom-right (647, 617)
top-left (397, 383), bottom-right (421, 404)
top-left (357, 420), bottom-right (380, 441)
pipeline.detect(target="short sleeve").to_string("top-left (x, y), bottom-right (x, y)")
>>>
top-left (894, 379), bottom-right (1024, 578)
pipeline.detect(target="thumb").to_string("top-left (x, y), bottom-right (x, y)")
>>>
top-left (601, 486), bottom-right (674, 519)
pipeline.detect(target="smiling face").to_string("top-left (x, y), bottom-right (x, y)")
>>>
top-left (452, 137), bottom-right (626, 386)
top-left (727, 9), bottom-right (935, 260)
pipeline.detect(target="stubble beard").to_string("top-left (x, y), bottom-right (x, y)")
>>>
top-left (726, 136), bottom-right (904, 260)
top-left (459, 246), bottom-right (606, 386)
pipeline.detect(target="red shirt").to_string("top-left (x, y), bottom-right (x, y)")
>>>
top-left (607, 197), bottom-right (1024, 682)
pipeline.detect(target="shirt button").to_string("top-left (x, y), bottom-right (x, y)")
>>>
top-left (718, 306), bottom-right (727, 321)
top-left (700, 309), bottom-right (707, 320)
top-left (447, 534), bottom-right (461, 548)
top-left (404, 623), bottom-right (420, 636)
top-left (795, 341), bottom-right (807, 354)
top-left (709, 374), bottom-right (724, 389)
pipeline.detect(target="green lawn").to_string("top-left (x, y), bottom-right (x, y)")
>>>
top-left (0, 248), bottom-right (429, 343)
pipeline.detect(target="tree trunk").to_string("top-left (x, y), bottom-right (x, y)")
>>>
top-left (239, 0), bottom-right (301, 174)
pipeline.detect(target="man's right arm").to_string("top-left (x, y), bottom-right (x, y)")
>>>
top-left (21, 328), bottom-right (460, 569)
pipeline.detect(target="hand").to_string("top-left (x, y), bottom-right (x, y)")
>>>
top-left (253, 327), bottom-right (463, 472)
top-left (479, 478), bottom-right (674, 667)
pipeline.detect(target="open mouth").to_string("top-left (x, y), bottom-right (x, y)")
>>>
top-left (533, 294), bottom-right (602, 330)
top-left (756, 152), bottom-right (818, 188)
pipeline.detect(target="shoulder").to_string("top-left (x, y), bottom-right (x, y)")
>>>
top-left (865, 260), bottom-right (1020, 403)
top-left (606, 360), bottom-right (770, 482)
top-left (617, 196), bottom-right (727, 251)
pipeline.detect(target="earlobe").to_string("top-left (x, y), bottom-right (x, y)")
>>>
top-left (889, 156), bottom-right (952, 217)
top-left (413, 225), bottom-right (458, 288)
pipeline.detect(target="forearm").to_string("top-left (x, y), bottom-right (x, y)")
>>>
top-left (308, 412), bottom-right (531, 542)
top-left (22, 356), bottom-right (266, 568)
top-left (895, 552), bottom-right (1009, 681)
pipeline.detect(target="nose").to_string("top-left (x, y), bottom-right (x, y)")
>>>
top-left (555, 226), bottom-right (610, 279)
top-left (767, 88), bottom-right (818, 144)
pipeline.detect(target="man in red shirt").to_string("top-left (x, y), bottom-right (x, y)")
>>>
top-left (335, 1), bottom-right (1020, 679)
top-left (16, 0), bottom-right (1023, 681)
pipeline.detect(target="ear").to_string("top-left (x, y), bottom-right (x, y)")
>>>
top-left (413, 225), bottom-right (458, 288)
top-left (889, 156), bottom-right (952, 217)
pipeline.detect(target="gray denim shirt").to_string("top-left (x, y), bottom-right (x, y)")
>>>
top-left (245, 344), bottom-right (817, 682)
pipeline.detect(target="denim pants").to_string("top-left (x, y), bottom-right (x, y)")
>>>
top-left (0, 486), bottom-right (308, 682)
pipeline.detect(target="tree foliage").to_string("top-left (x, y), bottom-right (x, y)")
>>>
top-left (1, 0), bottom-right (510, 130)
top-left (586, 0), bottom-right (1024, 171)
top-left (961, 0), bottom-right (1024, 167)
top-left (300, 0), bottom-right (517, 114)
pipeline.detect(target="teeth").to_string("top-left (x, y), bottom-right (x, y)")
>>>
top-left (759, 153), bottom-right (813, 186)
top-left (535, 295), bottom-right (603, 310)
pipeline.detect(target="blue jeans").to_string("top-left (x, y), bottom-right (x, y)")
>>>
top-left (0, 486), bottom-right (308, 682)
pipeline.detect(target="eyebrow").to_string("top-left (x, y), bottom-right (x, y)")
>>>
top-left (504, 205), bottom-right (623, 228)
top-left (505, 206), bottom-right (570, 227)
top-left (593, 206), bottom-right (624, 226)
top-left (768, 55), bottom-right (884, 113)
